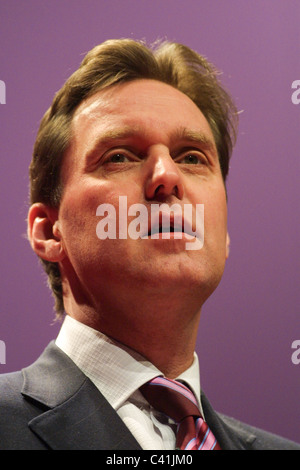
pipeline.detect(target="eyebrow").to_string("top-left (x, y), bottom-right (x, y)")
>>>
top-left (85, 125), bottom-right (217, 164)
top-left (171, 126), bottom-right (217, 153)
top-left (84, 126), bottom-right (142, 164)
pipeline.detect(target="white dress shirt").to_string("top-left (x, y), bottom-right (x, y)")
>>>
top-left (55, 315), bottom-right (203, 450)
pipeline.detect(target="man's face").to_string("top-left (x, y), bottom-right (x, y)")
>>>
top-left (56, 79), bottom-right (228, 312)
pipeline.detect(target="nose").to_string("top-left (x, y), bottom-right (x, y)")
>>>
top-left (144, 146), bottom-right (184, 201)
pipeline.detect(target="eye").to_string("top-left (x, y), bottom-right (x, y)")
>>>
top-left (107, 152), bottom-right (130, 163)
top-left (179, 152), bottom-right (206, 165)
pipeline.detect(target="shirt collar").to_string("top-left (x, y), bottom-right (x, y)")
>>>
top-left (56, 315), bottom-right (203, 414)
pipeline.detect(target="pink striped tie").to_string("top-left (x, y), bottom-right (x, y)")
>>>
top-left (140, 377), bottom-right (221, 450)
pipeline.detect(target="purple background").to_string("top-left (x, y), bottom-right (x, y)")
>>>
top-left (0, 0), bottom-right (299, 443)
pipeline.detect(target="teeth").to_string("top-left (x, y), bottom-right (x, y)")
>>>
top-left (149, 225), bottom-right (183, 235)
top-left (160, 226), bottom-right (174, 233)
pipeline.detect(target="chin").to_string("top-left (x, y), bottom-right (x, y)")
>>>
top-left (141, 259), bottom-right (224, 297)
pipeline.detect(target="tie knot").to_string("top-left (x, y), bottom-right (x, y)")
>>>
top-left (140, 376), bottom-right (201, 424)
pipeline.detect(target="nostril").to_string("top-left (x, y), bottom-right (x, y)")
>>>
top-left (154, 184), bottom-right (164, 196)
top-left (154, 184), bottom-right (179, 199)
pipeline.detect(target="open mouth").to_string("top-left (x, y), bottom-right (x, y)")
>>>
top-left (146, 212), bottom-right (197, 239)
top-left (148, 223), bottom-right (185, 237)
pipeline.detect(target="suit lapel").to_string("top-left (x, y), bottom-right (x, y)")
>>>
top-left (22, 342), bottom-right (258, 450)
top-left (22, 342), bottom-right (141, 450)
top-left (201, 392), bottom-right (257, 450)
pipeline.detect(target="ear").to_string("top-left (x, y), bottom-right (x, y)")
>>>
top-left (27, 203), bottom-right (65, 262)
top-left (225, 232), bottom-right (230, 259)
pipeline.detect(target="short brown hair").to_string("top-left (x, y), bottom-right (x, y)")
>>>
top-left (29, 38), bottom-right (238, 315)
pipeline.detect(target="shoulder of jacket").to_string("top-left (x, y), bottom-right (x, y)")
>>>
top-left (219, 414), bottom-right (300, 450)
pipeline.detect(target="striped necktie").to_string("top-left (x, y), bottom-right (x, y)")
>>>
top-left (140, 377), bottom-right (221, 450)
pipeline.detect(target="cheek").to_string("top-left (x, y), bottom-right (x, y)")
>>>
top-left (58, 185), bottom-right (103, 253)
top-left (189, 182), bottom-right (227, 232)
top-left (58, 180), bottom-right (142, 250)
top-left (211, 194), bottom-right (227, 228)
top-left (202, 187), bottom-right (228, 248)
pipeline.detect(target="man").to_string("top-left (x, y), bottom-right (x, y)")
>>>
top-left (0, 39), bottom-right (299, 450)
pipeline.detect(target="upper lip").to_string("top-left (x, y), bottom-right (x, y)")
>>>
top-left (143, 209), bottom-right (198, 239)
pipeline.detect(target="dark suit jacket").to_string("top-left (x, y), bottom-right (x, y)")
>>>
top-left (0, 342), bottom-right (299, 450)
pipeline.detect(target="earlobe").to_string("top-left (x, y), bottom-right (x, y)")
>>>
top-left (226, 232), bottom-right (230, 259)
top-left (27, 203), bottom-right (65, 262)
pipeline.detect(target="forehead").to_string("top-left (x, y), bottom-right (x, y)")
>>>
top-left (71, 79), bottom-right (215, 141)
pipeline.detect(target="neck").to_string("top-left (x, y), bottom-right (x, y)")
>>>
top-left (103, 309), bottom-right (201, 378)
top-left (64, 288), bottom-right (202, 379)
